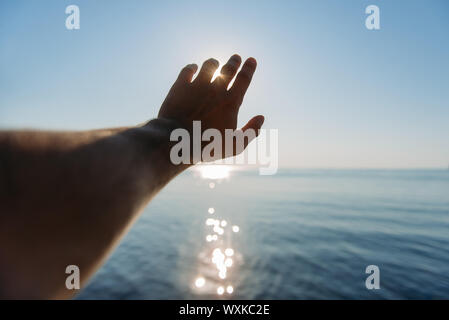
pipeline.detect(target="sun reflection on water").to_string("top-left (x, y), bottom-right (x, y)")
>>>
top-left (192, 165), bottom-right (242, 297)
top-left (198, 165), bottom-right (232, 180)
top-left (195, 277), bottom-right (205, 288)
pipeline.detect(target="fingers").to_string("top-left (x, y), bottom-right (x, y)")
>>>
top-left (230, 57), bottom-right (257, 103)
top-left (196, 58), bottom-right (219, 83)
top-left (177, 64), bottom-right (198, 83)
top-left (214, 54), bottom-right (242, 88)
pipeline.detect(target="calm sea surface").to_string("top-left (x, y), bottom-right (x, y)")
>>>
top-left (78, 169), bottom-right (449, 299)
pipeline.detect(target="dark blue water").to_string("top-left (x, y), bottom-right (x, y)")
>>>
top-left (78, 169), bottom-right (449, 299)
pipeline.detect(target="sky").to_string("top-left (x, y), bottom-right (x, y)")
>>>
top-left (1, 0), bottom-right (448, 168)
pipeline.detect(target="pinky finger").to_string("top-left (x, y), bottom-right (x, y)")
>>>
top-left (176, 64), bottom-right (198, 83)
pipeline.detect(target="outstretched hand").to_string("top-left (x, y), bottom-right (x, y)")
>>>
top-left (156, 55), bottom-right (264, 159)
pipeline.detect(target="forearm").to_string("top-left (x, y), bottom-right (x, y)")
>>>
top-left (0, 119), bottom-right (186, 299)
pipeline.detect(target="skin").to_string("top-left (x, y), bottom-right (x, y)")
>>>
top-left (0, 55), bottom-right (264, 299)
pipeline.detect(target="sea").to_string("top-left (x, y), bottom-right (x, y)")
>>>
top-left (77, 168), bottom-right (449, 299)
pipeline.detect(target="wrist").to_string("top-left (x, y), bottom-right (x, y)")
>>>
top-left (126, 119), bottom-right (192, 177)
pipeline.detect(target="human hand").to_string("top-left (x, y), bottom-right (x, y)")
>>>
top-left (156, 54), bottom-right (264, 160)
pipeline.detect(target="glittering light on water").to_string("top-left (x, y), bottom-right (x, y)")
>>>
top-left (225, 248), bottom-right (234, 257)
top-left (213, 225), bottom-right (224, 235)
top-left (195, 277), bottom-right (205, 288)
top-left (192, 165), bottom-right (243, 297)
top-left (206, 233), bottom-right (218, 242)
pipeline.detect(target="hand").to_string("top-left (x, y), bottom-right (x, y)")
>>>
top-left (156, 54), bottom-right (264, 159)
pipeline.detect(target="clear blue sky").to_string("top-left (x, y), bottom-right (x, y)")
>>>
top-left (1, 0), bottom-right (448, 168)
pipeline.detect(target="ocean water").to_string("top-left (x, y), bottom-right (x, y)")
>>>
top-left (77, 169), bottom-right (449, 299)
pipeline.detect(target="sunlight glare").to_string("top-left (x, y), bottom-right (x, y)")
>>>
top-left (195, 277), bottom-right (205, 288)
top-left (199, 165), bottom-right (232, 180)
top-left (225, 248), bottom-right (234, 257)
top-left (211, 67), bottom-right (222, 82)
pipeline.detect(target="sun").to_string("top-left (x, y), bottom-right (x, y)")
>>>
top-left (211, 65), bottom-right (222, 82)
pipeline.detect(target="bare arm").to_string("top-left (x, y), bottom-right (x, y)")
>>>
top-left (0, 55), bottom-right (264, 299)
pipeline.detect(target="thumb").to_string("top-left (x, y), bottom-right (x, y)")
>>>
top-left (242, 115), bottom-right (265, 135)
top-left (233, 115), bottom-right (264, 154)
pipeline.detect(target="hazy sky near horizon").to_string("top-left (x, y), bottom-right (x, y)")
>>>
top-left (1, 0), bottom-right (448, 168)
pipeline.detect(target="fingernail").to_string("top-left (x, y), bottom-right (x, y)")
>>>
top-left (208, 58), bottom-right (219, 67)
top-left (230, 54), bottom-right (242, 62)
top-left (247, 57), bottom-right (257, 66)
